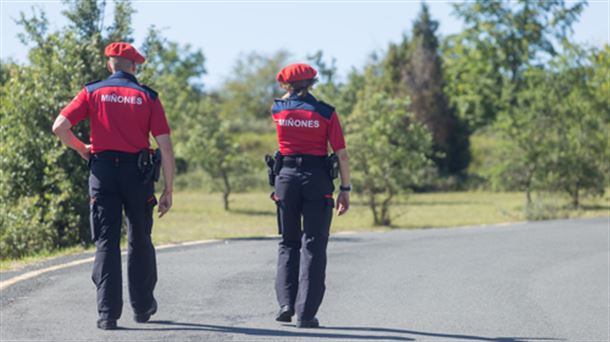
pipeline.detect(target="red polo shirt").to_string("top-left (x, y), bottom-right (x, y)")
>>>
top-left (271, 93), bottom-right (346, 156)
top-left (60, 71), bottom-right (170, 154)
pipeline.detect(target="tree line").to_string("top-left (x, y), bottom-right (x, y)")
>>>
top-left (1, 0), bottom-right (607, 258)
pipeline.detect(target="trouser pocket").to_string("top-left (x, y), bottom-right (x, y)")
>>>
top-left (144, 196), bottom-right (158, 236)
top-left (90, 197), bottom-right (100, 241)
top-left (323, 196), bottom-right (335, 234)
top-left (271, 192), bottom-right (282, 235)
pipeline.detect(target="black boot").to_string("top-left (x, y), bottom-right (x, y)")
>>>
top-left (134, 299), bottom-right (157, 323)
top-left (275, 305), bottom-right (295, 322)
top-left (96, 318), bottom-right (117, 330)
top-left (296, 317), bottom-right (319, 328)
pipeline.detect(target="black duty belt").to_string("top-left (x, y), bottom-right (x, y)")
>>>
top-left (92, 150), bottom-right (139, 163)
top-left (282, 155), bottom-right (327, 168)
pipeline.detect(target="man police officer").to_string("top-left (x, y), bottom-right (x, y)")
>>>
top-left (270, 63), bottom-right (351, 328)
top-left (52, 42), bottom-right (175, 330)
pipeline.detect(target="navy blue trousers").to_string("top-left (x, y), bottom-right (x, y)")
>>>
top-left (274, 158), bottom-right (334, 321)
top-left (88, 151), bottom-right (157, 320)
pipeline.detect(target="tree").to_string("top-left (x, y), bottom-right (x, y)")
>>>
top-left (138, 26), bottom-right (206, 162)
top-left (0, 1), bottom-right (208, 258)
top-left (378, 4), bottom-right (469, 176)
top-left (488, 44), bottom-right (608, 208)
top-left (348, 66), bottom-right (433, 226)
top-left (307, 50), bottom-right (340, 103)
top-left (446, 0), bottom-right (587, 131)
top-left (404, 3), bottom-right (470, 175)
top-left (1, 1), bottom-right (135, 258)
top-left (334, 68), bottom-right (365, 122)
top-left (445, 0), bottom-right (590, 208)
top-left (183, 99), bottom-right (249, 211)
top-left (543, 45), bottom-right (609, 208)
top-left (220, 51), bottom-right (289, 130)
top-left (487, 67), bottom-right (560, 204)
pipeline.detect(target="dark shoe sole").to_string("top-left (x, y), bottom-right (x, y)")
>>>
top-left (97, 319), bottom-right (117, 330)
top-left (134, 299), bottom-right (157, 323)
top-left (296, 318), bottom-right (319, 328)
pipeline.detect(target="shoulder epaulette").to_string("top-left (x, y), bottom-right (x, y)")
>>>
top-left (141, 85), bottom-right (159, 100)
top-left (317, 100), bottom-right (336, 112)
top-left (84, 79), bottom-right (101, 86)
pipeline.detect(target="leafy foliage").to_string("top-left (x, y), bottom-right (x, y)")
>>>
top-left (443, 0), bottom-right (607, 213)
top-left (381, 4), bottom-right (470, 176)
top-left (347, 66), bottom-right (433, 225)
top-left (446, 0), bottom-right (586, 130)
top-left (1, 0), bottom-right (606, 259)
top-left (138, 26), bottom-right (206, 160)
top-left (1, 1), bottom-right (134, 258)
top-left (183, 99), bottom-right (251, 210)
top-left (220, 51), bottom-right (289, 129)
top-left (487, 44), bottom-right (609, 208)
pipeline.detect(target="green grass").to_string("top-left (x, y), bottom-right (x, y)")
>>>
top-left (0, 245), bottom-right (94, 272)
top-left (152, 190), bottom-right (609, 244)
top-left (2, 190), bottom-right (607, 272)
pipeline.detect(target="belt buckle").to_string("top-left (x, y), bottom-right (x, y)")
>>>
top-left (296, 157), bottom-right (303, 167)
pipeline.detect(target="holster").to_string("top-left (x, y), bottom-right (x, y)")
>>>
top-left (273, 151), bottom-right (283, 175)
top-left (264, 154), bottom-right (275, 186)
top-left (138, 149), bottom-right (162, 184)
top-left (264, 151), bottom-right (283, 187)
top-left (327, 153), bottom-right (339, 180)
top-left (152, 149), bottom-right (162, 182)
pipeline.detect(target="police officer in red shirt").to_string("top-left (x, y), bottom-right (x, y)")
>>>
top-left (271, 63), bottom-right (351, 328)
top-left (52, 42), bottom-right (175, 330)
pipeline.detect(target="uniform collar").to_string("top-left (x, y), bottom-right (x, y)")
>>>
top-left (109, 71), bottom-right (138, 83)
top-left (286, 92), bottom-right (316, 102)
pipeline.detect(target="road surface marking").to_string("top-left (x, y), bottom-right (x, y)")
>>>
top-left (0, 239), bottom-right (218, 291)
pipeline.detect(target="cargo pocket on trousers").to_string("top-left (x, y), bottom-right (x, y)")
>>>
top-left (89, 197), bottom-right (100, 242)
top-left (145, 195), bottom-right (158, 236)
top-left (270, 192), bottom-right (282, 235)
top-left (324, 195), bottom-right (335, 234)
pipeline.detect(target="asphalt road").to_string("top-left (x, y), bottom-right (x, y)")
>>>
top-left (1, 217), bottom-right (608, 342)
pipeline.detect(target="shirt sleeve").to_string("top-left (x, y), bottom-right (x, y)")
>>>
top-left (150, 98), bottom-right (171, 136)
top-left (328, 111), bottom-right (346, 152)
top-left (60, 89), bottom-right (89, 126)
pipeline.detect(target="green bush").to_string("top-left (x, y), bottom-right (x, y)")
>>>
top-left (1, 61), bottom-right (91, 258)
top-left (524, 199), bottom-right (567, 221)
top-left (0, 3), bottom-right (133, 259)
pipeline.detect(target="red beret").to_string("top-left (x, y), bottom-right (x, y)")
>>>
top-left (276, 63), bottom-right (317, 83)
top-left (104, 42), bottom-right (145, 64)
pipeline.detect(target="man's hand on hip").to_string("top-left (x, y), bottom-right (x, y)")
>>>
top-left (79, 144), bottom-right (91, 161)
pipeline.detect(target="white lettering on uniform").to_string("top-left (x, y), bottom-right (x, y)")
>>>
top-left (278, 118), bottom-right (320, 128)
top-left (101, 93), bottom-right (143, 105)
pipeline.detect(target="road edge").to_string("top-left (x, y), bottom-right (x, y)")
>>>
top-left (0, 239), bottom-right (219, 291)
top-left (3, 216), bottom-right (607, 291)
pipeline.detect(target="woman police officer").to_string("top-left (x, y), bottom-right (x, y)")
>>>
top-left (270, 63), bottom-right (351, 328)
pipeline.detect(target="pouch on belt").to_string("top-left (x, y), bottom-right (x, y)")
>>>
top-left (138, 149), bottom-right (162, 184)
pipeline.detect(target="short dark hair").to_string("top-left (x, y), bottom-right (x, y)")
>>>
top-left (280, 77), bottom-right (319, 96)
top-left (108, 56), bottom-right (135, 72)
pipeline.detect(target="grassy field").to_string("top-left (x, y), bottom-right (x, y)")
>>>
top-left (152, 190), bottom-right (609, 244)
top-left (2, 190), bottom-right (607, 271)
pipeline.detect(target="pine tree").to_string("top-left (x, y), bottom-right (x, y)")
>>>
top-left (404, 3), bottom-right (470, 175)
top-left (383, 4), bottom-right (470, 176)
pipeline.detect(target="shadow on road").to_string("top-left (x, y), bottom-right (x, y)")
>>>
top-left (128, 321), bottom-right (563, 342)
top-left (141, 320), bottom-right (412, 340)
top-left (328, 326), bottom-right (565, 342)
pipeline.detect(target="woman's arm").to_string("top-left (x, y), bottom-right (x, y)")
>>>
top-left (335, 148), bottom-right (350, 216)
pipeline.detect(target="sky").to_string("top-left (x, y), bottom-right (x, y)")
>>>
top-left (1, 0), bottom-right (608, 89)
